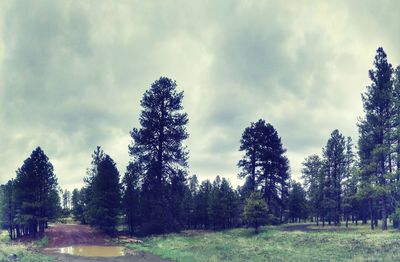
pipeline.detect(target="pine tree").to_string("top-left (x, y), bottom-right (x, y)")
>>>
top-left (394, 66), bottom-right (400, 181)
top-left (122, 161), bottom-right (141, 235)
top-left (238, 119), bottom-right (290, 221)
top-left (11, 147), bottom-right (60, 238)
top-left (194, 180), bottom-right (212, 229)
top-left (301, 154), bottom-right (324, 225)
top-left (168, 170), bottom-right (187, 231)
top-left (47, 188), bottom-right (62, 222)
top-left (288, 182), bottom-right (308, 223)
top-left (238, 120), bottom-right (264, 193)
top-left (322, 129), bottom-right (346, 226)
top-left (342, 171), bottom-right (358, 227)
top-left (342, 137), bottom-right (358, 227)
top-left (71, 188), bottom-right (86, 224)
top-left (88, 154), bottom-right (121, 233)
top-left (129, 77), bottom-right (189, 234)
top-left (392, 66), bottom-right (400, 228)
top-left (209, 176), bottom-right (223, 229)
top-left (220, 178), bottom-right (239, 228)
top-left (1, 180), bottom-right (16, 239)
top-left (208, 177), bottom-right (238, 229)
top-left (84, 146), bottom-right (106, 225)
top-left (244, 191), bottom-right (268, 234)
top-left (62, 189), bottom-right (71, 216)
top-left (358, 47), bottom-right (394, 230)
top-left (184, 175), bottom-right (199, 228)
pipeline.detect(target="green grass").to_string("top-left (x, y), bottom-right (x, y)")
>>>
top-left (0, 231), bottom-right (53, 262)
top-left (57, 216), bottom-right (76, 224)
top-left (126, 223), bottom-right (400, 262)
top-left (33, 236), bottom-right (49, 248)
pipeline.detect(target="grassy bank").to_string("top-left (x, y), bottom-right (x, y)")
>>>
top-left (0, 231), bottom-right (52, 262)
top-left (126, 223), bottom-right (400, 262)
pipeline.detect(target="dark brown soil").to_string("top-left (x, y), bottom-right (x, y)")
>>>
top-left (48, 252), bottom-right (171, 262)
top-left (41, 224), bottom-right (171, 262)
top-left (45, 224), bottom-right (110, 248)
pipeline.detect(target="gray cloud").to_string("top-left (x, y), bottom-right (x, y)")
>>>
top-left (0, 0), bottom-right (399, 190)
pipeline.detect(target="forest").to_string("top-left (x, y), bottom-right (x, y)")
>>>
top-left (1, 47), bottom-right (400, 239)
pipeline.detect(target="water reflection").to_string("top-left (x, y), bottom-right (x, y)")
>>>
top-left (58, 245), bottom-right (125, 257)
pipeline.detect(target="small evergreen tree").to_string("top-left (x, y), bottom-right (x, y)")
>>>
top-left (288, 182), bottom-right (308, 223)
top-left (194, 180), bottom-right (212, 229)
top-left (87, 154), bottom-right (121, 234)
top-left (122, 161), bottom-right (141, 235)
top-left (84, 146), bottom-right (106, 224)
top-left (244, 191), bottom-right (268, 234)
top-left (71, 188), bottom-right (86, 224)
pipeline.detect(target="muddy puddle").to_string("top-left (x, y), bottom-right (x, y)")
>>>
top-left (56, 245), bottom-right (125, 257)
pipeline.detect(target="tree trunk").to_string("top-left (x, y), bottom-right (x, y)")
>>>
top-left (8, 226), bottom-right (13, 240)
top-left (370, 199), bottom-right (375, 230)
top-left (382, 195), bottom-right (388, 230)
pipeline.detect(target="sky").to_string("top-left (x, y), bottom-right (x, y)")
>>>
top-left (0, 0), bottom-right (399, 191)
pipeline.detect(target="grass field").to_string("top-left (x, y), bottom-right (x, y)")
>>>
top-left (0, 231), bottom-right (52, 262)
top-left (2, 223), bottom-right (400, 261)
top-left (126, 223), bottom-right (400, 262)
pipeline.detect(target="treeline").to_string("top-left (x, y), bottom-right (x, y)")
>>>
top-left (0, 147), bottom-right (61, 239)
top-left (1, 76), bottom-right (289, 238)
top-left (70, 77), bottom-right (289, 235)
top-left (2, 47), bottom-right (398, 239)
top-left (299, 47), bottom-right (400, 230)
top-left (72, 159), bottom-right (243, 235)
top-left (60, 189), bottom-right (72, 216)
top-left (70, 141), bottom-right (291, 235)
top-left (301, 130), bottom-right (356, 226)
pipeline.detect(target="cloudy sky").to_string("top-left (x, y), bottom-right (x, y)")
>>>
top-left (0, 0), bottom-right (399, 191)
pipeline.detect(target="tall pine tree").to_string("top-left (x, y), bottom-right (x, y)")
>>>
top-left (358, 47), bottom-right (394, 230)
top-left (87, 154), bottom-right (121, 233)
top-left (238, 119), bottom-right (290, 222)
top-left (301, 155), bottom-right (324, 225)
top-left (9, 147), bottom-right (60, 238)
top-left (129, 77), bottom-right (189, 234)
top-left (322, 129), bottom-right (346, 226)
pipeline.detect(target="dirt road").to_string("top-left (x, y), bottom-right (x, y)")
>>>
top-left (42, 224), bottom-right (171, 262)
top-left (46, 224), bottom-right (109, 247)
top-left (49, 252), bottom-right (172, 262)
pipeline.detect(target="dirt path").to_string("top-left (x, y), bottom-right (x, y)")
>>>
top-left (46, 224), bottom-right (109, 248)
top-left (42, 224), bottom-right (171, 262)
top-left (49, 252), bottom-right (171, 262)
